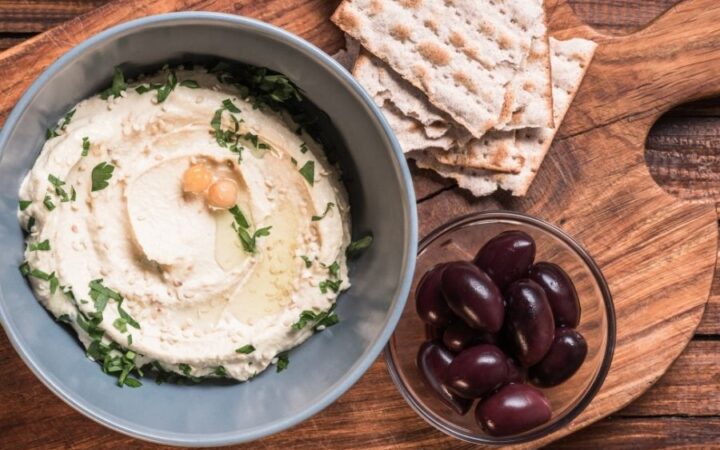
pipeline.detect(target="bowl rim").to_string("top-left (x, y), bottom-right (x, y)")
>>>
top-left (384, 210), bottom-right (616, 445)
top-left (0, 12), bottom-right (418, 447)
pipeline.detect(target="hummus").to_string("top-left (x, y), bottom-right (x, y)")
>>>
top-left (18, 66), bottom-right (352, 385)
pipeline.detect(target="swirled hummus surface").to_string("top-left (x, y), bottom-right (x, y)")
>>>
top-left (18, 67), bottom-right (351, 384)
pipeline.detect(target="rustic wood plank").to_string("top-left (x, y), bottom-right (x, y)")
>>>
top-left (567, 0), bottom-right (681, 34)
top-left (0, 1), bottom-right (109, 32)
top-left (619, 340), bottom-right (720, 416)
top-left (551, 417), bottom-right (720, 449)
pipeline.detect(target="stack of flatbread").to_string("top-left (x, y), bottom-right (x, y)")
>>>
top-left (331, 0), bottom-right (598, 197)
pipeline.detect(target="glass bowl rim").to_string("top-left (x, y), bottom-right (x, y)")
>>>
top-left (383, 210), bottom-right (616, 445)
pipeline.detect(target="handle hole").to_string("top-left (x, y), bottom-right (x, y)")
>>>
top-left (644, 99), bottom-right (720, 204)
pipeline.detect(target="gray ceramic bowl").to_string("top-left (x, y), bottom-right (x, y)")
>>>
top-left (0, 12), bottom-right (417, 447)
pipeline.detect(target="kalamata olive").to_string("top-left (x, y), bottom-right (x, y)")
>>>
top-left (475, 383), bottom-right (552, 437)
top-left (446, 344), bottom-right (508, 399)
top-left (529, 328), bottom-right (588, 387)
top-left (417, 340), bottom-right (472, 415)
top-left (442, 321), bottom-right (500, 353)
top-left (505, 280), bottom-right (555, 367)
top-left (474, 231), bottom-right (536, 288)
top-left (416, 264), bottom-right (454, 327)
top-left (441, 263), bottom-right (504, 332)
top-left (506, 357), bottom-right (527, 384)
top-left (529, 262), bottom-right (581, 327)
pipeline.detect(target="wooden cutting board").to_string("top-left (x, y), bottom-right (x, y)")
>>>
top-left (0, 0), bottom-right (718, 448)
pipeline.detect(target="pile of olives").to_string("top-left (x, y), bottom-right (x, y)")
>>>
top-left (415, 230), bottom-right (587, 437)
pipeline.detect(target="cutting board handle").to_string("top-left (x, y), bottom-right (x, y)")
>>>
top-left (548, 0), bottom-right (720, 143)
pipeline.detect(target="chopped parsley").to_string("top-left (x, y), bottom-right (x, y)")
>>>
top-left (19, 200), bottom-right (31, 211)
top-left (229, 204), bottom-right (271, 253)
top-left (19, 262), bottom-right (58, 294)
top-left (210, 99), bottom-right (247, 162)
top-left (100, 67), bottom-right (127, 100)
top-left (301, 255), bottom-right (312, 268)
top-left (91, 162), bottom-right (115, 191)
top-left (81, 137), bottom-right (90, 156)
top-left (213, 365), bottom-right (229, 377)
top-left (300, 142), bottom-right (309, 154)
top-left (291, 308), bottom-right (339, 331)
top-left (178, 363), bottom-right (193, 376)
top-left (290, 157), bottom-right (297, 166)
top-left (299, 161), bottom-right (314, 186)
top-left (312, 202), bottom-right (335, 221)
top-left (347, 234), bottom-right (374, 258)
top-left (276, 353), bottom-right (289, 372)
top-left (222, 99), bottom-right (242, 113)
top-left (319, 260), bottom-right (342, 295)
top-left (57, 314), bottom-right (72, 324)
top-left (29, 239), bottom-right (50, 251)
top-left (46, 108), bottom-right (76, 139)
top-left (43, 194), bottom-right (55, 211)
top-left (135, 82), bottom-right (162, 94)
top-left (179, 79), bottom-right (199, 89)
top-left (155, 69), bottom-right (178, 103)
top-left (235, 344), bottom-right (256, 354)
top-left (48, 174), bottom-right (74, 202)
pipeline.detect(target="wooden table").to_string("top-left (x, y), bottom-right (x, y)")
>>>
top-left (2, 1), bottom-right (720, 448)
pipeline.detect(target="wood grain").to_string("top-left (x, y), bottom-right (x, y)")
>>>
top-left (2, 0), bottom-right (720, 449)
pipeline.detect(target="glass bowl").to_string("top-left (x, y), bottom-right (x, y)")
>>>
top-left (385, 211), bottom-right (615, 445)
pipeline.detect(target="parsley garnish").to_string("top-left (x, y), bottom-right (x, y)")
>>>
top-left (100, 67), bottom-right (127, 100)
top-left (82, 137), bottom-right (90, 156)
top-left (48, 174), bottom-right (74, 202)
top-left (229, 204), bottom-right (271, 253)
top-left (135, 82), bottom-right (162, 94)
top-left (57, 314), bottom-right (72, 324)
top-left (347, 234), bottom-right (374, 258)
top-left (46, 108), bottom-right (76, 139)
top-left (156, 70), bottom-right (178, 103)
top-left (19, 262), bottom-right (58, 294)
top-left (319, 260), bottom-right (342, 295)
top-left (299, 161), bottom-right (314, 186)
top-left (180, 79), bottom-right (199, 89)
top-left (291, 308), bottom-right (339, 331)
top-left (222, 99), bottom-right (242, 113)
top-left (300, 142), bottom-right (309, 154)
top-left (91, 162), bottom-right (115, 191)
top-left (213, 365), bottom-right (229, 377)
top-left (301, 255), bottom-right (312, 268)
top-left (29, 239), bottom-right (50, 251)
top-left (179, 363), bottom-right (192, 376)
top-left (312, 202), bottom-right (335, 221)
top-left (19, 200), bottom-right (31, 211)
top-left (236, 344), bottom-right (256, 354)
top-left (43, 195), bottom-right (55, 211)
top-left (276, 353), bottom-right (289, 372)
top-left (27, 216), bottom-right (35, 231)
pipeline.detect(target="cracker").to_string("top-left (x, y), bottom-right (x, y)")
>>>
top-left (411, 37), bottom-right (597, 197)
top-left (353, 51), bottom-right (449, 135)
top-left (383, 102), bottom-right (455, 152)
top-left (432, 130), bottom-right (523, 173)
top-left (332, 0), bottom-right (547, 138)
top-left (499, 31), bottom-right (554, 130)
top-left (352, 51), bottom-right (517, 170)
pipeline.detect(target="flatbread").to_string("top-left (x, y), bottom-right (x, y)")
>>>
top-left (501, 31), bottom-right (554, 130)
top-left (411, 37), bottom-right (598, 197)
top-left (332, 0), bottom-right (548, 138)
top-left (383, 103), bottom-right (455, 152)
top-left (352, 52), bottom-right (519, 171)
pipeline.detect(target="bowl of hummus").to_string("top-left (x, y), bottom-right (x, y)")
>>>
top-left (0, 13), bottom-right (416, 446)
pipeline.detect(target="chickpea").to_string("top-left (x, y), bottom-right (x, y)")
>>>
top-left (182, 163), bottom-right (212, 194)
top-left (207, 178), bottom-right (238, 209)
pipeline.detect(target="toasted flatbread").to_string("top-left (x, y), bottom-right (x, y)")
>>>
top-left (332, 0), bottom-right (548, 138)
top-left (411, 37), bottom-right (598, 196)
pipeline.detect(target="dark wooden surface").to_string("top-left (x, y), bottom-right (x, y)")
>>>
top-left (2, 1), bottom-right (720, 448)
